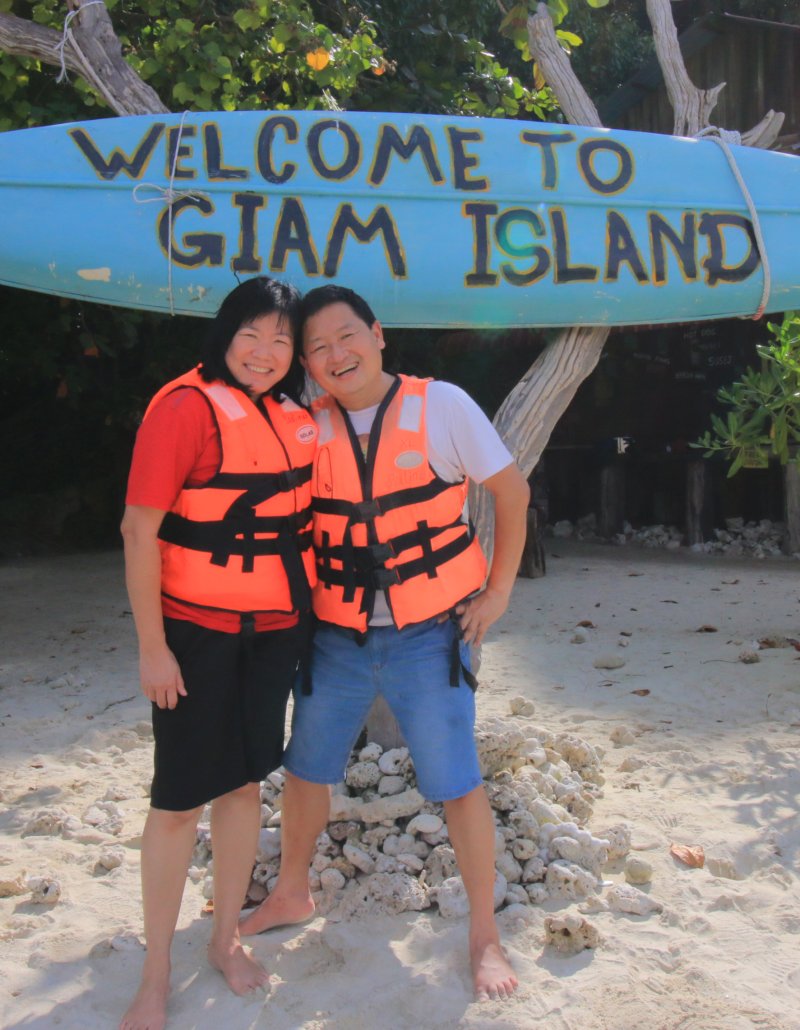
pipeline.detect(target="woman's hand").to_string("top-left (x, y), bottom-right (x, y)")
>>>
top-left (139, 643), bottom-right (187, 709)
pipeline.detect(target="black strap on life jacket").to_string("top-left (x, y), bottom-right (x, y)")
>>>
top-left (158, 462), bottom-right (313, 608)
top-left (315, 522), bottom-right (475, 592)
top-left (447, 608), bottom-right (479, 691)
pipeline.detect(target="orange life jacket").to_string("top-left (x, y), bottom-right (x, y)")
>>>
top-left (310, 375), bottom-right (487, 632)
top-left (146, 368), bottom-right (318, 615)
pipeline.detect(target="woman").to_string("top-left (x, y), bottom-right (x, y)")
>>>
top-left (119, 276), bottom-right (316, 1030)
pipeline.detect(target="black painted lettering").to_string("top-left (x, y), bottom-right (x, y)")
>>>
top-left (231, 194), bottom-right (265, 273)
top-left (323, 205), bottom-right (406, 278)
top-left (495, 208), bottom-right (551, 286)
top-left (69, 124), bottom-right (165, 181)
top-left (446, 127), bottom-right (488, 191)
top-left (167, 125), bottom-right (197, 180)
top-left (578, 139), bottom-right (633, 195)
top-left (699, 212), bottom-right (759, 286)
top-left (520, 131), bottom-right (575, 190)
top-left (256, 116), bottom-right (298, 184)
top-left (463, 202), bottom-right (498, 286)
top-left (158, 197), bottom-right (224, 267)
top-left (606, 211), bottom-right (649, 283)
top-left (550, 209), bottom-right (598, 283)
top-left (307, 120), bottom-right (360, 181)
top-left (369, 124), bottom-right (445, 186)
top-left (649, 212), bottom-right (697, 284)
top-left (204, 124), bottom-right (247, 180)
top-left (270, 198), bottom-right (320, 274)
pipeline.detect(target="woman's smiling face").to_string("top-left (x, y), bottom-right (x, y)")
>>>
top-left (224, 311), bottom-right (294, 399)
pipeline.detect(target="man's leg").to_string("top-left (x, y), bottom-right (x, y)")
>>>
top-left (444, 786), bottom-right (519, 1001)
top-left (120, 804), bottom-right (202, 1030)
top-left (238, 772), bottom-right (330, 935)
top-left (206, 782), bottom-right (270, 992)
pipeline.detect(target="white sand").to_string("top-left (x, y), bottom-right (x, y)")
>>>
top-left (1, 542), bottom-right (799, 1029)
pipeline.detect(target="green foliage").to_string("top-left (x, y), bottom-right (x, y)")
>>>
top-left (0, 0), bottom-right (559, 130)
top-left (694, 313), bottom-right (800, 476)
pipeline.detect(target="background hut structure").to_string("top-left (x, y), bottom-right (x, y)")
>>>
top-left (533, 11), bottom-right (800, 548)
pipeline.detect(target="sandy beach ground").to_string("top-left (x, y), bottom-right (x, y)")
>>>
top-left (1, 541), bottom-right (799, 1030)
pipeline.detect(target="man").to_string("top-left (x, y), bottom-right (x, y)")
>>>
top-left (240, 285), bottom-right (530, 1000)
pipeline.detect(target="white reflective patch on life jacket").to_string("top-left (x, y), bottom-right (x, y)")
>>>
top-left (314, 407), bottom-right (335, 444)
top-left (205, 383), bottom-right (248, 421)
top-left (397, 394), bottom-right (423, 433)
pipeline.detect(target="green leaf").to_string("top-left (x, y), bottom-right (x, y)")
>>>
top-left (557, 31), bottom-right (583, 47)
top-left (234, 9), bottom-right (262, 31)
top-left (585, 0), bottom-right (611, 6)
top-left (546, 0), bottom-right (569, 27)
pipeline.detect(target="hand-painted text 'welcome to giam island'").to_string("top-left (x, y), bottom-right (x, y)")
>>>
top-left (69, 115), bottom-right (758, 290)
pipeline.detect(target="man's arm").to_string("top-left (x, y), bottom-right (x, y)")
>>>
top-left (456, 462), bottom-right (530, 646)
top-left (120, 504), bottom-right (187, 709)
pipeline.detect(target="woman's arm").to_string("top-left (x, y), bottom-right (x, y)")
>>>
top-left (120, 505), bottom-right (187, 710)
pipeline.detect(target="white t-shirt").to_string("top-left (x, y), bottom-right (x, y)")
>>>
top-left (343, 380), bottom-right (513, 625)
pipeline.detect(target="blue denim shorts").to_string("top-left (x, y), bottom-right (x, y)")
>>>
top-left (283, 617), bottom-right (483, 803)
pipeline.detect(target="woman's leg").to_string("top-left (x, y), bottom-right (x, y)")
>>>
top-left (206, 782), bottom-right (270, 992)
top-left (120, 803), bottom-right (203, 1030)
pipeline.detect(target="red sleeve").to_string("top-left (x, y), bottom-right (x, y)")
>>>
top-left (125, 388), bottom-right (222, 510)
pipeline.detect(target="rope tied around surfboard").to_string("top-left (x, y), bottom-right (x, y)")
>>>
top-left (55, 0), bottom-right (107, 84)
top-left (695, 126), bottom-right (771, 321)
top-left (131, 112), bottom-right (208, 316)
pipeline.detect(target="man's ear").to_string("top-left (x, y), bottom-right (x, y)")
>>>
top-left (372, 321), bottom-right (386, 350)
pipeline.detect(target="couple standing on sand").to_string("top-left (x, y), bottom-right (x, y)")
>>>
top-left (120, 277), bottom-right (530, 1030)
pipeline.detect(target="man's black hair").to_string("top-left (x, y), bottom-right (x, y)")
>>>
top-left (299, 284), bottom-right (377, 336)
top-left (199, 276), bottom-right (305, 403)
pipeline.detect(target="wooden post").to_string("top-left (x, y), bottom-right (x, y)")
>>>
top-left (783, 460), bottom-right (800, 554)
top-left (685, 459), bottom-right (712, 545)
top-left (599, 464), bottom-right (626, 538)
top-left (519, 508), bottom-right (546, 578)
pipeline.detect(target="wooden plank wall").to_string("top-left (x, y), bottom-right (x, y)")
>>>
top-left (609, 21), bottom-right (799, 138)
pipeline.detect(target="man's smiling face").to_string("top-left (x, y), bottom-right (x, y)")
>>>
top-left (301, 301), bottom-right (389, 410)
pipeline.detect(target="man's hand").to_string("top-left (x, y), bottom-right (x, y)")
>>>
top-left (139, 645), bottom-right (187, 710)
top-left (455, 586), bottom-right (510, 647)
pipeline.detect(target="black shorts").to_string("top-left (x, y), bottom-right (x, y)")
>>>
top-left (150, 617), bottom-right (302, 811)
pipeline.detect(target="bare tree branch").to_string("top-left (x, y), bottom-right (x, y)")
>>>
top-left (527, 2), bottom-right (602, 127)
top-left (646, 0), bottom-right (724, 136)
top-left (645, 0), bottom-right (783, 147)
top-left (0, 0), bottom-right (168, 115)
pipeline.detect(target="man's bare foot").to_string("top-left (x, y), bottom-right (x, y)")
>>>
top-left (119, 968), bottom-right (169, 1030)
top-left (471, 939), bottom-right (518, 1001)
top-left (238, 891), bottom-right (315, 936)
top-left (207, 936), bottom-right (270, 995)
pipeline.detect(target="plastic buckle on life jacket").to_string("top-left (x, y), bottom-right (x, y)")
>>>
top-left (351, 499), bottom-right (382, 522)
top-left (371, 567), bottom-right (401, 589)
top-left (366, 541), bottom-right (394, 564)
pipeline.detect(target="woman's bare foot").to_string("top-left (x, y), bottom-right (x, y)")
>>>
top-left (207, 936), bottom-right (270, 995)
top-left (471, 938), bottom-right (518, 1001)
top-left (238, 891), bottom-right (315, 936)
top-left (119, 966), bottom-right (169, 1030)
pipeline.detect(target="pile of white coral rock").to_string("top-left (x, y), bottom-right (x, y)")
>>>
top-left (195, 713), bottom-right (630, 921)
top-left (549, 515), bottom-right (788, 558)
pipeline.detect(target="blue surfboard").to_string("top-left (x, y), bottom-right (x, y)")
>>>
top-left (0, 111), bottom-right (796, 326)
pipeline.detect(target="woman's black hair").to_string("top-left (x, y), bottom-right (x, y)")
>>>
top-left (199, 276), bottom-right (305, 404)
top-left (298, 284), bottom-right (377, 337)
